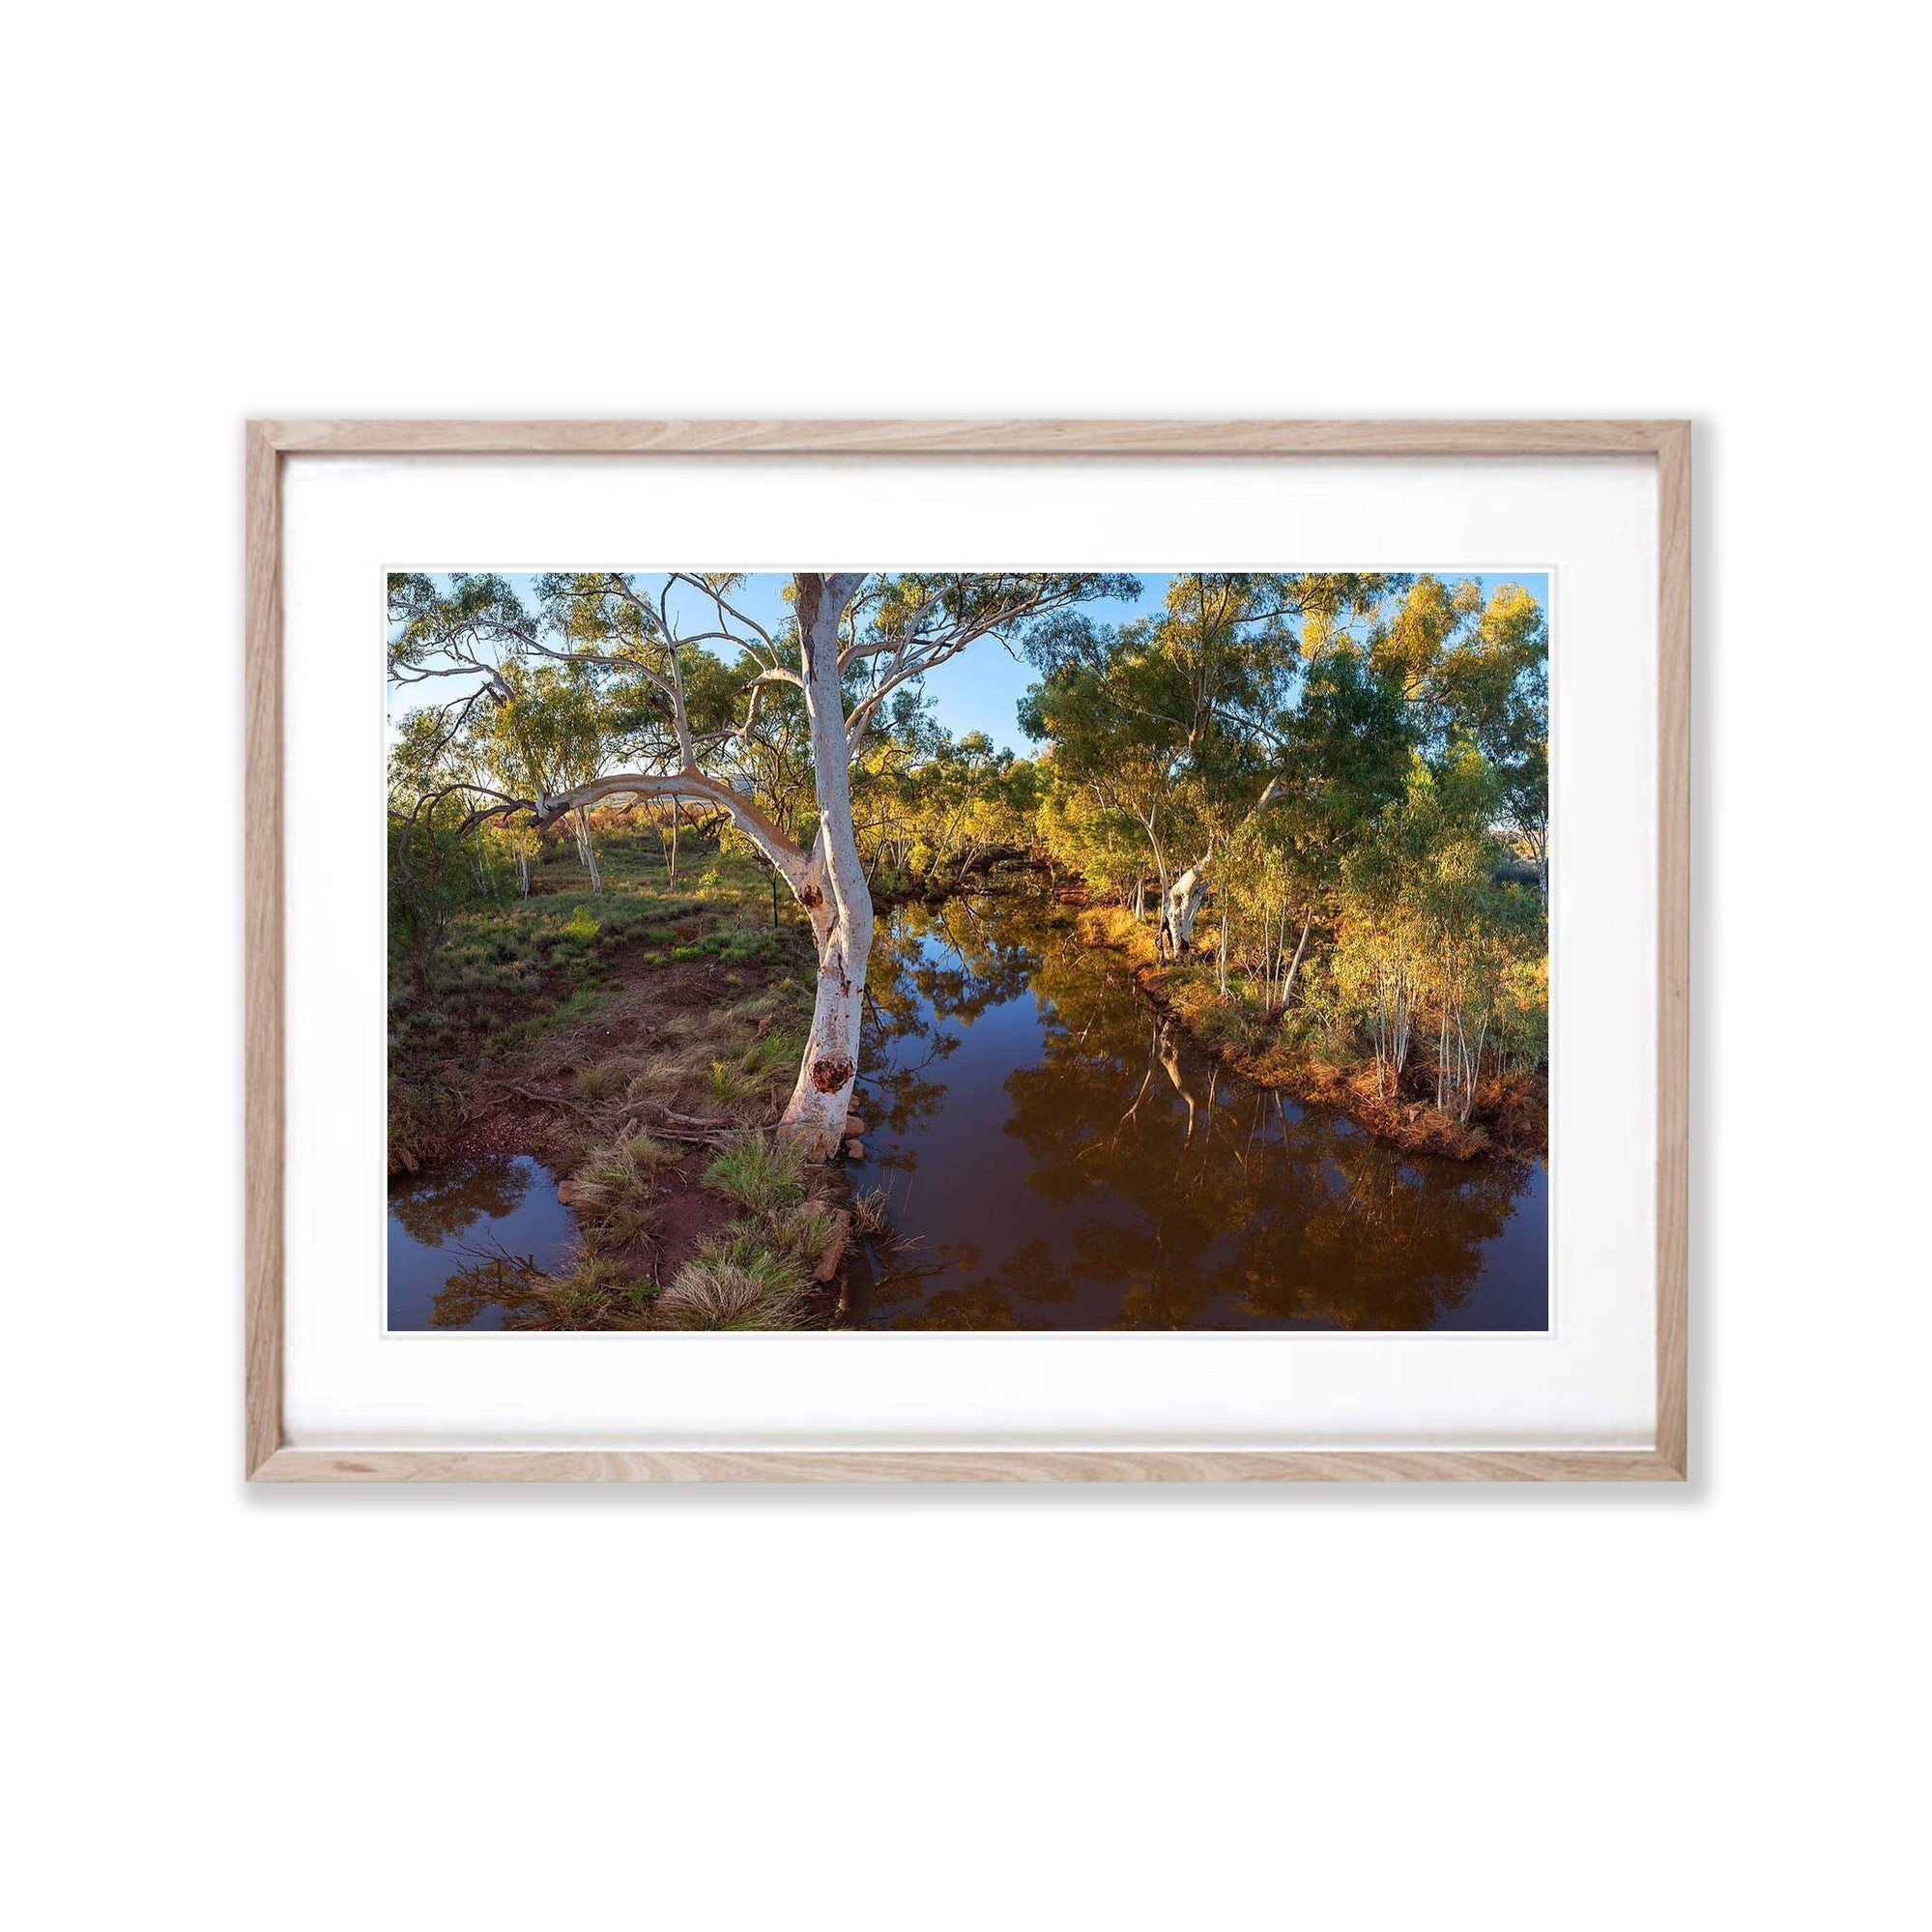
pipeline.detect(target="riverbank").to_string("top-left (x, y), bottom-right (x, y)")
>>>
top-left (1071, 901), bottom-right (1547, 1163)
top-left (388, 835), bottom-right (857, 1329)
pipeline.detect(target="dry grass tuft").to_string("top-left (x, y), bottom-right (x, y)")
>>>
top-left (523, 1250), bottom-right (626, 1327)
top-left (566, 1133), bottom-right (674, 1243)
top-left (574, 1063), bottom-right (619, 1103)
top-left (655, 1249), bottom-right (804, 1330)
top-left (851, 1187), bottom-right (892, 1238)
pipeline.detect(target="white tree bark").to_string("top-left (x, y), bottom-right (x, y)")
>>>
top-left (1279, 908), bottom-right (1313, 1005)
top-left (571, 806), bottom-right (602, 894)
top-left (1157, 779), bottom-right (1282, 961)
top-left (1162, 866), bottom-right (1210, 958)
top-left (775, 573), bottom-right (873, 1157)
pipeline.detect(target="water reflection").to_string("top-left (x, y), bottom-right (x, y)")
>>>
top-left (851, 888), bottom-right (1547, 1331)
top-left (387, 1153), bottom-right (577, 1330)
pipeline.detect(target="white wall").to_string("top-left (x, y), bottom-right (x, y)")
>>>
top-left (7, 5), bottom-right (1923, 1928)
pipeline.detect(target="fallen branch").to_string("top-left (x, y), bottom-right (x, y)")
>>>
top-left (646, 1104), bottom-right (736, 1133)
top-left (495, 1081), bottom-right (597, 1116)
top-left (627, 1101), bottom-right (738, 1144)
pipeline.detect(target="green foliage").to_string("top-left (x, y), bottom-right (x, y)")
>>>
top-left (706, 1056), bottom-right (764, 1106)
top-left (703, 1134), bottom-right (806, 1215)
top-left (1024, 572), bottom-right (1549, 1115)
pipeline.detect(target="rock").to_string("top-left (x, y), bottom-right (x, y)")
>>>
top-left (811, 1209), bottom-right (852, 1284)
top-left (843, 1138), bottom-right (865, 1161)
top-left (844, 1112), bottom-right (867, 1137)
top-left (556, 1179), bottom-right (581, 1206)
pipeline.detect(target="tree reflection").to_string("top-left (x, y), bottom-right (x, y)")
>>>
top-left (429, 1254), bottom-right (546, 1328)
top-left (389, 1154), bottom-right (533, 1247)
top-left (1004, 929), bottom-right (1532, 1327)
top-left (864, 1235), bottom-right (1081, 1330)
top-left (859, 894), bottom-right (1041, 1154)
top-left (856, 887), bottom-right (1540, 1330)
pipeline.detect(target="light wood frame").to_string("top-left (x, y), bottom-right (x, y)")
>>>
top-left (245, 418), bottom-right (1689, 1483)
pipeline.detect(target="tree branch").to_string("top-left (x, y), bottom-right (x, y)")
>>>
top-left (527, 770), bottom-right (812, 888)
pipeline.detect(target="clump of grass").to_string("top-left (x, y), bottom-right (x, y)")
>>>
top-left (851, 1187), bottom-right (892, 1238)
top-left (712, 1201), bottom-right (840, 1276)
top-left (563, 905), bottom-right (601, 942)
top-left (693, 1226), bottom-right (803, 1283)
top-left (387, 1076), bottom-right (456, 1174)
top-left (574, 1063), bottom-right (618, 1102)
top-left (566, 1133), bottom-right (674, 1244)
top-left (523, 1250), bottom-right (624, 1327)
top-left (760, 1030), bottom-right (804, 1075)
top-left (787, 1200), bottom-right (840, 1260)
top-left (546, 987), bottom-right (615, 1030)
top-left (703, 1133), bottom-right (805, 1214)
top-left (655, 1249), bottom-right (804, 1330)
top-left (622, 1040), bottom-right (713, 1108)
top-left (706, 1055), bottom-right (764, 1107)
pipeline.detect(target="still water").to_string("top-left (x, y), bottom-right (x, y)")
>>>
top-left (846, 888), bottom-right (1547, 1331)
top-left (388, 1154), bottom-right (576, 1330)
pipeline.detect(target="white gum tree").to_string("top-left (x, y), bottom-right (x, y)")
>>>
top-left (389, 569), bottom-right (1134, 1157)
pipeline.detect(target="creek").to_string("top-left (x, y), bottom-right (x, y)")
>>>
top-left (844, 885), bottom-right (1546, 1330)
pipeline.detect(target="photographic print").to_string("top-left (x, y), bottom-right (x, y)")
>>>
top-left (388, 569), bottom-right (1549, 1333)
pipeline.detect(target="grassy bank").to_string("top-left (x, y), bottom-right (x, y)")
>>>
top-left (1075, 903), bottom-right (1547, 1162)
top-left (389, 824), bottom-right (858, 1329)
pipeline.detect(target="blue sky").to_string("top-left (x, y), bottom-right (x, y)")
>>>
top-left (392, 570), bottom-right (1549, 751)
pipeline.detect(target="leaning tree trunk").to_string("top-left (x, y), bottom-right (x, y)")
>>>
top-left (1279, 908), bottom-right (1313, 1005)
top-left (776, 574), bottom-right (874, 1159)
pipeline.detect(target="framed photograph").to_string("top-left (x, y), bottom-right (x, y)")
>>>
top-left (246, 418), bottom-right (1687, 1482)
